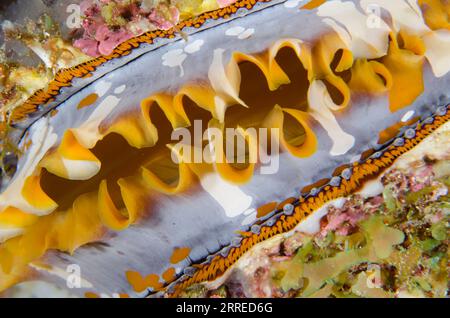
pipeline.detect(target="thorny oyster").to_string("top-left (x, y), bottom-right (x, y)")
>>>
top-left (0, 0), bottom-right (449, 298)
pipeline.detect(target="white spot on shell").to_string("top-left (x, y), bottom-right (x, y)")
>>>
top-left (226, 26), bottom-right (245, 36)
top-left (238, 28), bottom-right (255, 40)
top-left (95, 81), bottom-right (112, 97)
top-left (162, 49), bottom-right (187, 77)
top-left (284, 0), bottom-right (305, 8)
top-left (114, 85), bottom-right (126, 95)
top-left (184, 39), bottom-right (204, 54)
top-left (226, 26), bottom-right (254, 40)
top-left (401, 110), bottom-right (415, 122)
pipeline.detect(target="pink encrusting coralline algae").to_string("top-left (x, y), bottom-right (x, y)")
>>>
top-left (73, 0), bottom-right (237, 57)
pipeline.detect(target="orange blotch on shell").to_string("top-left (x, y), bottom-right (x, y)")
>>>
top-left (378, 117), bottom-right (420, 144)
top-left (162, 267), bottom-right (176, 283)
top-left (302, 0), bottom-right (326, 10)
top-left (85, 292), bottom-right (100, 298)
top-left (256, 202), bottom-right (278, 218)
top-left (125, 270), bottom-right (162, 293)
top-left (235, 230), bottom-right (253, 238)
top-left (170, 247), bottom-right (191, 264)
top-left (77, 93), bottom-right (99, 109)
top-left (301, 178), bottom-right (330, 194)
top-left (276, 197), bottom-right (296, 210)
